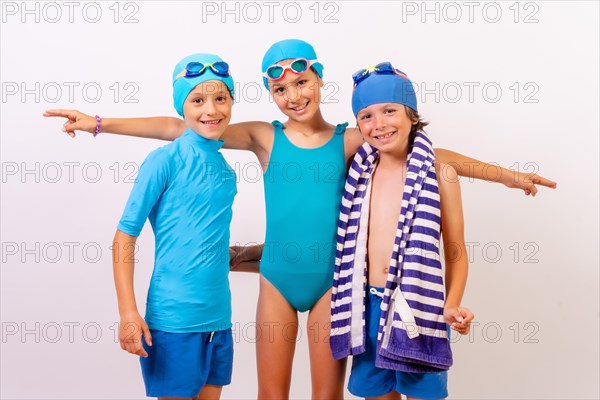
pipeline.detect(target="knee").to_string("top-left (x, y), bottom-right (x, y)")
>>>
top-left (257, 388), bottom-right (289, 400)
top-left (312, 387), bottom-right (344, 400)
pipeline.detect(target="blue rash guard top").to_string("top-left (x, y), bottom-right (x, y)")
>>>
top-left (117, 128), bottom-right (237, 333)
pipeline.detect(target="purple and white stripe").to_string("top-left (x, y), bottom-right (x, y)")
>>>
top-left (330, 131), bottom-right (453, 372)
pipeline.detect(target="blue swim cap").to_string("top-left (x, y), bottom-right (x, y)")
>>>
top-left (351, 66), bottom-right (417, 117)
top-left (172, 53), bottom-right (235, 117)
top-left (261, 39), bottom-right (324, 89)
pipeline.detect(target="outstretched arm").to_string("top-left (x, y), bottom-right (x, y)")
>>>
top-left (435, 148), bottom-right (557, 196)
top-left (44, 109), bottom-right (269, 151)
top-left (44, 109), bottom-right (185, 141)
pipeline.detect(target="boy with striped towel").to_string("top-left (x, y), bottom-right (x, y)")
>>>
top-left (330, 63), bottom-right (475, 399)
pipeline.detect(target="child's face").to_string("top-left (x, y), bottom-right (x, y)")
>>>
top-left (182, 80), bottom-right (232, 140)
top-left (356, 103), bottom-right (417, 153)
top-left (268, 60), bottom-right (323, 122)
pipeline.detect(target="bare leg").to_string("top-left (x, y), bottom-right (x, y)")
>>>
top-left (306, 288), bottom-right (347, 400)
top-left (406, 397), bottom-right (443, 400)
top-left (367, 392), bottom-right (402, 400)
top-left (196, 384), bottom-right (223, 400)
top-left (158, 383), bottom-right (223, 400)
top-left (256, 275), bottom-right (299, 400)
top-left (159, 397), bottom-right (189, 400)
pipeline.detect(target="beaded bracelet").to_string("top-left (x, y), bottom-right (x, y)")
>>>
top-left (94, 115), bottom-right (101, 137)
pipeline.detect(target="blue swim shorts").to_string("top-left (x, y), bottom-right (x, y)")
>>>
top-left (139, 328), bottom-right (233, 398)
top-left (347, 287), bottom-right (449, 399)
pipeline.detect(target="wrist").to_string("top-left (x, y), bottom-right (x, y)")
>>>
top-left (497, 166), bottom-right (514, 186)
top-left (93, 115), bottom-right (101, 137)
top-left (444, 297), bottom-right (462, 309)
top-left (234, 244), bottom-right (263, 263)
top-left (119, 306), bottom-right (139, 318)
top-left (252, 244), bottom-right (264, 260)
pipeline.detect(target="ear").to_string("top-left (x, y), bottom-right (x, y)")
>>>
top-left (355, 122), bottom-right (365, 141)
top-left (403, 105), bottom-right (419, 125)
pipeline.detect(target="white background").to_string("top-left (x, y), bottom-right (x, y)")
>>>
top-left (1, 1), bottom-right (598, 399)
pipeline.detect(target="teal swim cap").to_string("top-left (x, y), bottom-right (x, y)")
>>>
top-left (172, 53), bottom-right (235, 117)
top-left (261, 39), bottom-right (324, 89)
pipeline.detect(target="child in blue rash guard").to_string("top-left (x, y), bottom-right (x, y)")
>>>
top-left (330, 64), bottom-right (475, 399)
top-left (112, 53), bottom-right (237, 399)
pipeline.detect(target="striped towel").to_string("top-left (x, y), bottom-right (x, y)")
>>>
top-left (330, 131), bottom-right (453, 372)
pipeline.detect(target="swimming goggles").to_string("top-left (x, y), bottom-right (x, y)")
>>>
top-left (263, 58), bottom-right (317, 81)
top-left (175, 61), bottom-right (231, 80)
top-left (352, 62), bottom-right (410, 86)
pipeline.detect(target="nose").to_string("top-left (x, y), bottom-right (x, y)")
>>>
top-left (285, 85), bottom-right (300, 102)
top-left (204, 99), bottom-right (217, 114)
top-left (374, 114), bottom-right (386, 131)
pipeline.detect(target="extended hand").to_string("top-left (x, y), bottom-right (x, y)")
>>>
top-left (43, 109), bottom-right (96, 137)
top-left (505, 171), bottom-right (557, 197)
top-left (228, 244), bottom-right (262, 273)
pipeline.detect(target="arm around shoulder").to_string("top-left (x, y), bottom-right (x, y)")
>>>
top-left (229, 244), bottom-right (263, 273)
top-left (220, 121), bottom-right (273, 152)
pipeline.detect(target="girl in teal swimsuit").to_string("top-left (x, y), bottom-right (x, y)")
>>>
top-left (45, 39), bottom-right (556, 399)
top-left (261, 119), bottom-right (347, 313)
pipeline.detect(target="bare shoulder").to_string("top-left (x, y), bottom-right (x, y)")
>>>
top-left (435, 161), bottom-right (458, 180)
top-left (230, 121), bottom-right (275, 163)
top-left (344, 125), bottom-right (363, 160)
top-left (237, 120), bottom-right (273, 136)
top-left (435, 162), bottom-right (464, 235)
top-left (435, 161), bottom-right (464, 229)
top-left (247, 121), bottom-right (275, 149)
top-left (220, 120), bottom-right (273, 151)
top-left (435, 162), bottom-right (461, 196)
top-left (227, 121), bottom-right (274, 149)
top-left (247, 120), bottom-right (274, 131)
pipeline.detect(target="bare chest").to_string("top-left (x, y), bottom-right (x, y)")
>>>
top-left (367, 168), bottom-right (406, 286)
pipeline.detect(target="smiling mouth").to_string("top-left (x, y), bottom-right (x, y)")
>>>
top-left (374, 131), bottom-right (396, 140)
top-left (201, 119), bottom-right (222, 126)
top-left (290, 102), bottom-right (308, 112)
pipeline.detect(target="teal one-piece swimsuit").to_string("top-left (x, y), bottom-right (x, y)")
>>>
top-left (260, 120), bottom-right (348, 312)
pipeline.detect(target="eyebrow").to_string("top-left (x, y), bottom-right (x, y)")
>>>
top-left (188, 91), bottom-right (229, 96)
